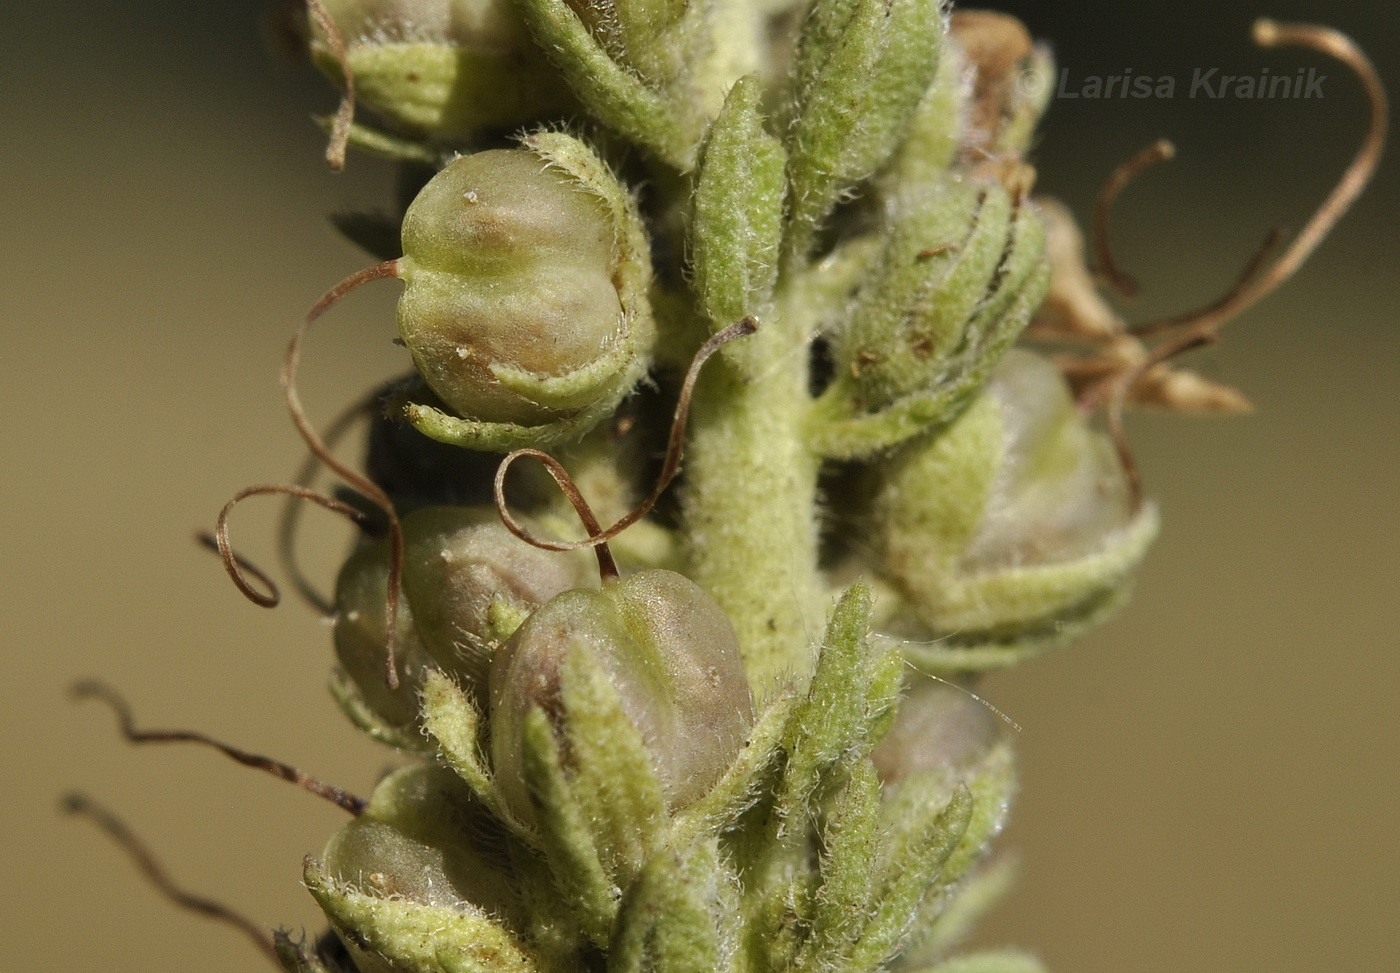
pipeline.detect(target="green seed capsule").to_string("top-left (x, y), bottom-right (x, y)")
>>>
top-left (488, 569), bottom-right (754, 825)
top-left (306, 0), bottom-right (570, 139)
top-left (400, 505), bottom-right (595, 695)
top-left (395, 139), bottom-right (655, 446)
top-left (323, 764), bottom-right (517, 910)
top-left (319, 764), bottom-right (523, 970)
top-left (875, 349), bottom-right (1158, 666)
top-left (401, 150), bottom-right (618, 420)
top-left (332, 538), bottom-right (433, 734)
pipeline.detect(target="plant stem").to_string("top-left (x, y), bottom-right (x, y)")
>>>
top-left (681, 286), bottom-right (822, 707)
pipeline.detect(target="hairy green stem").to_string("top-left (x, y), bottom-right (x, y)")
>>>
top-left (682, 291), bottom-right (821, 707)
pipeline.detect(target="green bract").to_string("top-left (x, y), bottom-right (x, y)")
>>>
top-left (690, 74), bottom-right (786, 330)
top-left (810, 179), bottom-right (1051, 459)
top-left (510, 0), bottom-right (761, 169)
top-left (782, 0), bottom-right (943, 257)
top-left (844, 180), bottom-right (1046, 408)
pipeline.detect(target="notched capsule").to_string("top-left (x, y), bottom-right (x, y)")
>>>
top-left (331, 538), bottom-right (435, 744)
top-left (316, 764), bottom-right (529, 971)
top-left (401, 505), bottom-right (596, 696)
top-left (401, 149), bottom-right (618, 421)
top-left (322, 764), bottom-right (518, 913)
top-left (394, 138), bottom-right (656, 448)
top-left (306, 0), bottom-right (570, 139)
top-left (874, 349), bottom-right (1158, 669)
top-left (488, 568), bottom-right (755, 826)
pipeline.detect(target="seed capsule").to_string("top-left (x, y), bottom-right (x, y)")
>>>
top-left (319, 764), bottom-right (523, 971)
top-left (331, 538), bottom-right (433, 734)
top-left (488, 569), bottom-right (754, 825)
top-left (401, 505), bottom-right (595, 694)
top-left (402, 149), bottom-right (617, 419)
top-left (393, 139), bottom-right (656, 446)
top-left (322, 764), bottom-right (516, 909)
top-left (875, 349), bottom-right (1158, 662)
top-left (306, 0), bottom-right (570, 139)
top-left (302, 136), bottom-right (654, 452)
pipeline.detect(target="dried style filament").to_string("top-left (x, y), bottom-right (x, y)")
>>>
top-left (209, 483), bottom-right (371, 609)
top-left (494, 448), bottom-right (621, 581)
top-left (492, 318), bottom-right (758, 561)
top-left (1092, 138), bottom-right (1175, 298)
top-left (290, 268), bottom-right (410, 689)
top-left (209, 258), bottom-right (411, 689)
top-left (1054, 20), bottom-right (1388, 508)
top-left (277, 390), bottom-right (380, 616)
top-left (304, 0), bottom-right (355, 170)
top-left (73, 680), bottom-right (367, 816)
top-left (62, 793), bottom-right (281, 967)
top-left (1126, 226), bottom-right (1286, 341)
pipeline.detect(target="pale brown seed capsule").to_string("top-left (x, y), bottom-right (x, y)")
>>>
top-left (401, 505), bottom-right (594, 693)
top-left (398, 149), bottom-right (628, 425)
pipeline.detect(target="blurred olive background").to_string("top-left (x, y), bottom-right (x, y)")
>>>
top-left (1, 1), bottom-right (1394, 971)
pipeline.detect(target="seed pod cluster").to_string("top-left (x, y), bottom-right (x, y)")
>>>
top-left (190, 5), bottom-right (1382, 972)
top-left (317, 496), bottom-right (763, 961)
top-left (281, 6), bottom-right (1154, 967)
